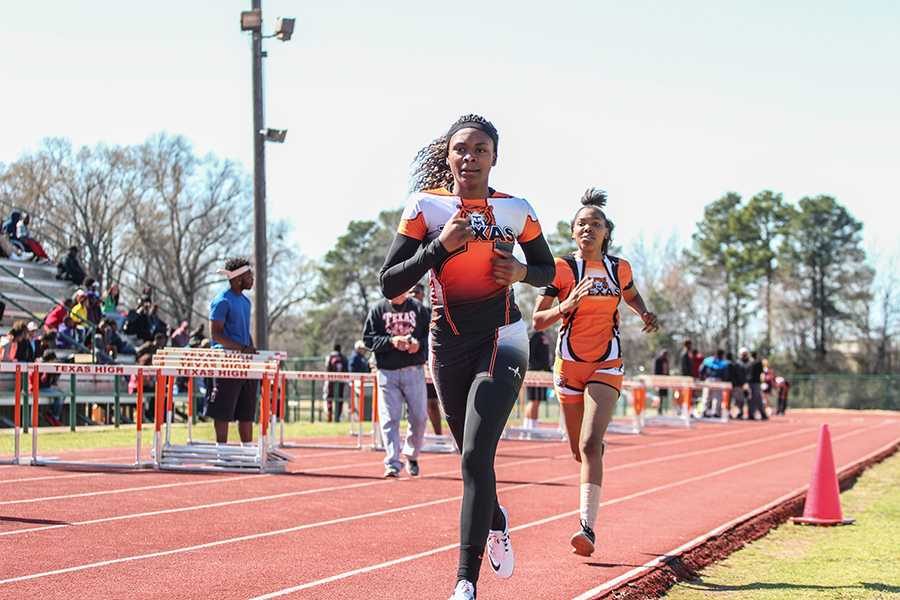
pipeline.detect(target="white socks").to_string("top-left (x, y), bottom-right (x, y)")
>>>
top-left (580, 483), bottom-right (601, 528)
top-left (525, 418), bottom-right (538, 429)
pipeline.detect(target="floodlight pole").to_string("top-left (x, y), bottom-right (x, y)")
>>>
top-left (251, 0), bottom-right (268, 351)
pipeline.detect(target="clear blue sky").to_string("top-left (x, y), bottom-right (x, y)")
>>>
top-left (2, 1), bottom-right (898, 269)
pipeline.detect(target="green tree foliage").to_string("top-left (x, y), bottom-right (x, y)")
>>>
top-left (316, 208), bottom-right (402, 324)
top-left (546, 219), bottom-right (576, 257)
top-left (734, 190), bottom-right (791, 354)
top-left (780, 195), bottom-right (872, 367)
top-left (687, 192), bottom-right (755, 351)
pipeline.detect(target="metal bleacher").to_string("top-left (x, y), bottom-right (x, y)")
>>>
top-left (0, 257), bottom-right (74, 329)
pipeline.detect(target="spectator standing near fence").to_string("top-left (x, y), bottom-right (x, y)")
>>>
top-left (747, 351), bottom-right (768, 420)
top-left (699, 349), bottom-right (728, 417)
top-left (364, 292), bottom-right (430, 478)
top-left (206, 257), bottom-right (257, 444)
top-left (653, 349), bottom-right (670, 414)
top-left (525, 329), bottom-right (552, 428)
top-left (323, 344), bottom-right (348, 422)
top-left (731, 349), bottom-right (750, 419)
top-left (776, 376), bottom-right (790, 415)
top-left (407, 283), bottom-right (444, 436)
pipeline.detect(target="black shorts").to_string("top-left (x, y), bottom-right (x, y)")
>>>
top-left (426, 382), bottom-right (438, 400)
top-left (526, 385), bottom-right (547, 402)
top-left (206, 377), bottom-right (258, 422)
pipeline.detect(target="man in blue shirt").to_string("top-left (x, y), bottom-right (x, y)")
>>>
top-left (206, 257), bottom-right (257, 444)
top-left (699, 349), bottom-right (729, 418)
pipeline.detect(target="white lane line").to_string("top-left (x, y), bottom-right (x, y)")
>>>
top-left (249, 424), bottom-right (880, 599)
top-left (0, 425), bottom-right (817, 536)
top-left (0, 473), bottom-right (101, 485)
top-left (570, 431), bottom-right (900, 600)
top-left (0, 424), bottom-right (829, 584)
top-left (0, 474), bottom-right (263, 506)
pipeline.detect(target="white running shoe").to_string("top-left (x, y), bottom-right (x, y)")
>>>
top-left (448, 579), bottom-right (476, 600)
top-left (486, 505), bottom-right (514, 578)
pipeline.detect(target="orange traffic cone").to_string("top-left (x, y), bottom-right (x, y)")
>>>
top-left (792, 424), bottom-right (854, 526)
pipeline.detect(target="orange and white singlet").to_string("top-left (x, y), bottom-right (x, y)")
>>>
top-left (397, 188), bottom-right (543, 337)
top-left (542, 254), bottom-right (637, 398)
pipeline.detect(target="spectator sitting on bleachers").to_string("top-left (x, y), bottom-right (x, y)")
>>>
top-left (123, 299), bottom-right (153, 342)
top-left (189, 323), bottom-right (205, 347)
top-left (85, 289), bottom-right (102, 326)
top-left (44, 298), bottom-right (73, 332)
top-left (69, 290), bottom-right (89, 342)
top-left (56, 246), bottom-right (86, 286)
top-left (57, 316), bottom-right (79, 349)
top-left (101, 284), bottom-right (120, 315)
top-left (1, 321), bottom-right (27, 361)
top-left (37, 331), bottom-right (57, 359)
top-left (19, 321), bottom-right (40, 362)
top-left (38, 351), bottom-right (64, 425)
top-left (14, 213), bottom-right (51, 263)
top-left (170, 320), bottom-right (190, 347)
top-left (148, 304), bottom-right (167, 338)
top-left (99, 317), bottom-right (134, 357)
top-left (153, 331), bottom-right (168, 352)
top-left (0, 230), bottom-right (34, 261)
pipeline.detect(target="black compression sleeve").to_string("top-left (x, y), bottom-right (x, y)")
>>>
top-left (520, 234), bottom-right (555, 288)
top-left (379, 234), bottom-right (449, 299)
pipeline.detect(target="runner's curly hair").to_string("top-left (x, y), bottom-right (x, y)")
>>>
top-left (224, 257), bottom-right (251, 272)
top-left (571, 188), bottom-right (615, 255)
top-left (409, 114), bottom-right (499, 193)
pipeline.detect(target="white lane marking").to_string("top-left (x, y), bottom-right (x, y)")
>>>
top-left (0, 474), bottom-right (263, 506)
top-left (0, 424), bottom-right (817, 536)
top-left (0, 423), bottom-right (831, 584)
top-left (570, 430), bottom-right (900, 600)
top-left (249, 424), bottom-right (880, 599)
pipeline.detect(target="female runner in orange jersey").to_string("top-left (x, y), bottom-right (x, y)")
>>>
top-left (532, 189), bottom-right (658, 557)
top-left (380, 115), bottom-right (555, 600)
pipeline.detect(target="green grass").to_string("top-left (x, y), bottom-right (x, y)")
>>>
top-left (665, 452), bottom-right (900, 600)
top-left (1, 421), bottom-right (354, 454)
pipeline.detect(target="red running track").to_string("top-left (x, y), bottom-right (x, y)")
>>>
top-left (0, 410), bottom-right (897, 599)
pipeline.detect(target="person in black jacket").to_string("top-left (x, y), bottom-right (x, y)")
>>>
top-left (363, 293), bottom-right (430, 478)
top-left (731, 349), bottom-right (750, 418)
top-left (524, 329), bottom-right (552, 428)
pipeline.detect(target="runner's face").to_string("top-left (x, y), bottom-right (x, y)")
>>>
top-left (572, 207), bottom-right (608, 253)
top-left (447, 128), bottom-right (495, 194)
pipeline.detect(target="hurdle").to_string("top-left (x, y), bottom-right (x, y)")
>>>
top-left (640, 375), bottom-right (695, 429)
top-left (693, 380), bottom-right (734, 424)
top-left (606, 381), bottom-right (644, 435)
top-left (277, 370), bottom-right (377, 450)
top-left (151, 348), bottom-right (290, 473)
top-left (503, 371), bottom-right (567, 442)
top-left (0, 364), bottom-right (24, 465)
top-left (0, 362), bottom-right (153, 470)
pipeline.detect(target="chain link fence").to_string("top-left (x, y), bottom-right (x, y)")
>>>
top-left (787, 374), bottom-right (899, 411)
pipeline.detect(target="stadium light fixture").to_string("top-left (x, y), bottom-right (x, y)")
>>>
top-left (240, 10), bottom-right (262, 31)
top-left (262, 128), bottom-right (287, 143)
top-left (274, 18), bottom-right (295, 41)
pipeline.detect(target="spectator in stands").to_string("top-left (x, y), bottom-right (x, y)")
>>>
top-left (85, 290), bottom-right (102, 326)
top-left (15, 214), bottom-right (50, 262)
top-left (123, 299), bottom-right (153, 342)
top-left (1, 321), bottom-right (27, 361)
top-left (44, 298), bottom-right (72, 332)
top-left (525, 329), bottom-right (552, 428)
top-left (56, 246), bottom-right (86, 286)
top-left (101, 284), bottom-right (120, 315)
top-left (2, 210), bottom-right (21, 239)
top-left (189, 324), bottom-right (205, 347)
top-left (653, 349), bottom-right (670, 414)
top-left (170, 321), bottom-right (190, 347)
top-left (153, 331), bottom-right (168, 352)
top-left (323, 343), bottom-right (349, 422)
top-left (747, 351), bottom-right (768, 420)
top-left (148, 304), bottom-right (168, 338)
top-left (56, 317), bottom-right (78, 349)
top-left (99, 318), bottom-right (134, 357)
top-left (0, 229), bottom-right (33, 261)
top-left (363, 291), bottom-right (430, 478)
top-left (37, 331), bottom-right (57, 359)
top-left (38, 352), bottom-right (64, 424)
top-left (775, 376), bottom-right (790, 415)
top-left (679, 339), bottom-right (693, 377)
top-left (18, 321), bottom-right (40, 362)
top-left (69, 290), bottom-right (89, 342)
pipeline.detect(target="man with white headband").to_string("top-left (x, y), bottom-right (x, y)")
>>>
top-left (206, 257), bottom-right (257, 444)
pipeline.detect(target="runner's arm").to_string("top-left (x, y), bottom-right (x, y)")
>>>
top-left (380, 234), bottom-right (449, 299)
